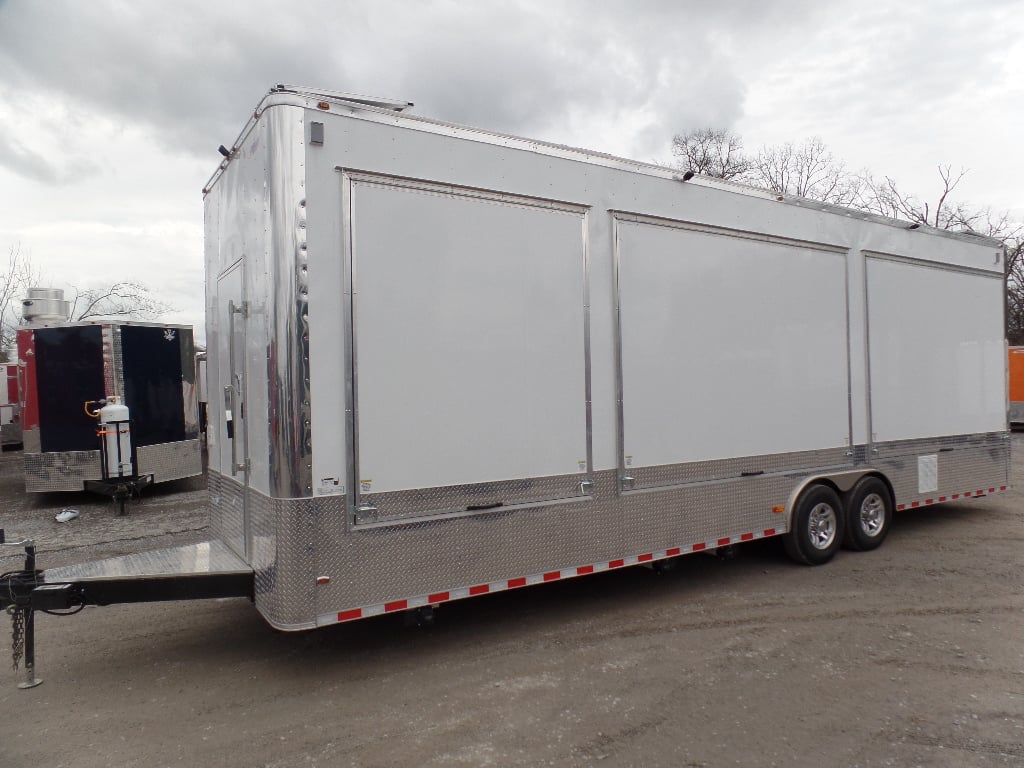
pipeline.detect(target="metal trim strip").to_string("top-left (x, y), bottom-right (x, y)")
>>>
top-left (351, 492), bottom-right (593, 531)
top-left (265, 105), bottom-right (312, 499)
top-left (351, 472), bottom-right (592, 526)
top-left (608, 210), bottom-right (850, 254)
top-left (102, 325), bottom-right (118, 401)
top-left (581, 210), bottom-right (594, 480)
top-left (621, 460), bottom-right (857, 497)
top-left (22, 320), bottom-right (195, 331)
top-left (870, 431), bottom-right (1007, 458)
top-left (340, 170), bottom-right (359, 527)
top-left (863, 249), bottom-right (1004, 278)
top-left (612, 215), bottom-right (627, 491)
top-left (862, 249), bottom-right (876, 452)
top-left (336, 168), bottom-right (591, 214)
top-left (842, 241), bottom-right (855, 453)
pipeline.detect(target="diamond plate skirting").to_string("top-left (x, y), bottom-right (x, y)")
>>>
top-left (356, 472), bottom-right (590, 525)
top-left (208, 470), bottom-right (245, 561)
top-left (626, 445), bottom-right (853, 490)
top-left (208, 433), bottom-right (1009, 630)
top-left (136, 439), bottom-right (203, 483)
top-left (24, 450), bottom-right (102, 492)
top-left (872, 433), bottom-right (1009, 504)
top-left (24, 439), bottom-right (202, 492)
top-left (208, 471), bottom-right (317, 628)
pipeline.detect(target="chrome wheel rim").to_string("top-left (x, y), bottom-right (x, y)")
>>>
top-left (808, 503), bottom-right (838, 550)
top-left (859, 492), bottom-right (885, 538)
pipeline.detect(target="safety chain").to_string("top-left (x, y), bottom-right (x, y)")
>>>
top-left (8, 605), bottom-right (24, 671)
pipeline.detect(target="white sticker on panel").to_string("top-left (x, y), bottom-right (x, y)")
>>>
top-left (316, 477), bottom-right (344, 497)
top-left (917, 454), bottom-right (938, 494)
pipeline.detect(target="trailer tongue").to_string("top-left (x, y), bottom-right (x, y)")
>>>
top-left (0, 533), bottom-right (253, 688)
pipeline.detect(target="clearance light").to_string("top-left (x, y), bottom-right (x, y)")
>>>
top-left (317, 101), bottom-right (330, 110)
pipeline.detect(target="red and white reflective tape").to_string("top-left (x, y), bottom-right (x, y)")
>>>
top-left (320, 527), bottom-right (781, 626)
top-left (895, 485), bottom-right (1007, 511)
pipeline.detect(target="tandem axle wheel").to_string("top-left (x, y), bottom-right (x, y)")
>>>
top-left (784, 478), bottom-right (894, 566)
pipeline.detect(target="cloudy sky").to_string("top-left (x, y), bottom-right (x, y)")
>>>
top-left (1, 0), bottom-right (1021, 345)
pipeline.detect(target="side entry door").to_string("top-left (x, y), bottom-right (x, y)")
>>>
top-left (216, 261), bottom-right (250, 559)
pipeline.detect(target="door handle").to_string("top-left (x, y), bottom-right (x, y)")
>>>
top-left (226, 301), bottom-right (247, 475)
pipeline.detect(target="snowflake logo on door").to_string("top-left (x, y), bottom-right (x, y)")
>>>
top-left (164, 328), bottom-right (176, 342)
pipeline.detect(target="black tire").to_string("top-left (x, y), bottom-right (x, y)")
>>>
top-left (842, 476), bottom-right (892, 551)
top-left (784, 484), bottom-right (844, 566)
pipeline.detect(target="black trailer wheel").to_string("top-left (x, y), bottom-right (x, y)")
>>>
top-left (784, 484), bottom-right (844, 566)
top-left (842, 476), bottom-right (892, 551)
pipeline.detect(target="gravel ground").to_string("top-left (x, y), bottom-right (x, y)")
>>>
top-left (0, 440), bottom-right (1021, 768)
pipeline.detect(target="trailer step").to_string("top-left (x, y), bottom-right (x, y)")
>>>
top-left (42, 539), bottom-right (250, 583)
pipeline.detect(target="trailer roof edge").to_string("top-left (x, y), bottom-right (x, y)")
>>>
top-left (202, 86), bottom-right (1006, 251)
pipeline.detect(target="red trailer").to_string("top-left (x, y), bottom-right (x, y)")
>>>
top-left (0, 361), bottom-right (21, 448)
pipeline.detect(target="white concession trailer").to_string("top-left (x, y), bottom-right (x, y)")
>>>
top-left (1, 85), bottom-right (1009, 685)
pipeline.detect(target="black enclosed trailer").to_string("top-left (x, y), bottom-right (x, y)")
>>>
top-left (17, 321), bottom-right (202, 495)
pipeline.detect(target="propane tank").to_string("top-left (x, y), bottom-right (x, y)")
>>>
top-left (98, 398), bottom-right (133, 478)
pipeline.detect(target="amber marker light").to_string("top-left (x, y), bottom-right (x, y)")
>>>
top-left (772, 505), bottom-right (785, 514)
top-left (316, 576), bottom-right (331, 585)
top-left (317, 101), bottom-right (330, 110)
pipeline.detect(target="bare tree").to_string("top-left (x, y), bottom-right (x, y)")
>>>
top-left (749, 137), bottom-right (863, 206)
top-left (856, 165), bottom-right (980, 229)
top-left (70, 281), bottom-right (172, 321)
top-left (0, 244), bottom-right (43, 359)
top-left (1005, 235), bottom-right (1024, 345)
top-left (671, 128), bottom-right (750, 180)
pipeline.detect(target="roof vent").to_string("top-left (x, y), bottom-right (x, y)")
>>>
top-left (22, 287), bottom-right (71, 326)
